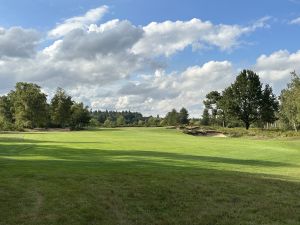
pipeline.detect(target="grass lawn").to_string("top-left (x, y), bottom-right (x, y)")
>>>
top-left (0, 127), bottom-right (300, 225)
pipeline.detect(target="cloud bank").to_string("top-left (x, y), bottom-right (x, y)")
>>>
top-left (0, 6), bottom-right (297, 116)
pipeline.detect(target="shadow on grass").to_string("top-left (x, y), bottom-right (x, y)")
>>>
top-left (0, 142), bottom-right (297, 169)
top-left (0, 142), bottom-right (300, 225)
top-left (0, 137), bottom-right (106, 144)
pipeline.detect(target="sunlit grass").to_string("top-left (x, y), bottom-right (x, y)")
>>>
top-left (0, 128), bottom-right (300, 225)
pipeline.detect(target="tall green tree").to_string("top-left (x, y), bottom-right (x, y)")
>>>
top-left (222, 70), bottom-right (263, 129)
top-left (280, 71), bottom-right (300, 131)
top-left (260, 84), bottom-right (279, 127)
top-left (178, 107), bottom-right (189, 125)
top-left (50, 88), bottom-right (73, 128)
top-left (9, 82), bottom-right (48, 128)
top-left (203, 91), bottom-right (222, 126)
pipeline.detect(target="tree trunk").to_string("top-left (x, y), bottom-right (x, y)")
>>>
top-left (245, 121), bottom-right (250, 130)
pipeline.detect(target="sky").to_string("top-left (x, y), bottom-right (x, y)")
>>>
top-left (0, 0), bottom-right (300, 117)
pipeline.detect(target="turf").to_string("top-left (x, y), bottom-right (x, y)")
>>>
top-left (0, 128), bottom-right (300, 225)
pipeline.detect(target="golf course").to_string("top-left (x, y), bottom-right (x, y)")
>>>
top-left (0, 128), bottom-right (299, 225)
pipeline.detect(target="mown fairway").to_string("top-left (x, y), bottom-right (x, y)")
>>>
top-left (0, 128), bottom-right (300, 225)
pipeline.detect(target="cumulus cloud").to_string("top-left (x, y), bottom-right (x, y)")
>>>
top-left (113, 61), bottom-right (234, 116)
top-left (255, 50), bottom-right (300, 81)
top-left (0, 5), bottom-right (275, 116)
top-left (51, 20), bottom-right (143, 60)
top-left (254, 50), bottom-right (300, 92)
top-left (0, 27), bottom-right (39, 58)
top-left (48, 5), bottom-right (108, 38)
top-left (132, 17), bottom-right (270, 57)
top-left (0, 19), bottom-right (146, 89)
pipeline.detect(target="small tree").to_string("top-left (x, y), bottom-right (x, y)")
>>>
top-left (165, 109), bottom-right (179, 126)
top-left (280, 71), bottom-right (300, 131)
top-left (260, 84), bottom-right (279, 128)
top-left (201, 108), bottom-right (210, 126)
top-left (178, 107), bottom-right (189, 125)
top-left (50, 88), bottom-right (73, 128)
top-left (70, 102), bottom-right (91, 130)
top-left (203, 91), bottom-right (221, 125)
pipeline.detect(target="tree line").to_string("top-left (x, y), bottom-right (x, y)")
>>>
top-left (0, 70), bottom-right (299, 131)
top-left (200, 70), bottom-right (300, 131)
top-left (89, 107), bottom-right (189, 128)
top-left (0, 83), bottom-right (90, 130)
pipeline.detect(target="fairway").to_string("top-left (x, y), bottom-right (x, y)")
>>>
top-left (0, 128), bottom-right (300, 225)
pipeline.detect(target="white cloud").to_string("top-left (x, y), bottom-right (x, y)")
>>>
top-left (51, 20), bottom-right (143, 60)
top-left (255, 50), bottom-right (300, 82)
top-left (0, 6), bottom-right (274, 117)
top-left (48, 5), bottom-right (108, 38)
top-left (132, 17), bottom-right (270, 57)
top-left (290, 17), bottom-right (300, 25)
top-left (115, 61), bottom-right (234, 116)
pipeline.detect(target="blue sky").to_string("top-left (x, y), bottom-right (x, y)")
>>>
top-left (0, 0), bottom-right (300, 116)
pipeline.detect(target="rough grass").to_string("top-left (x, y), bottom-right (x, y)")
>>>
top-left (216, 127), bottom-right (300, 138)
top-left (0, 128), bottom-right (300, 225)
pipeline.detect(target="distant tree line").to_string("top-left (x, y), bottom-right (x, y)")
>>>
top-left (89, 107), bottom-right (190, 128)
top-left (200, 70), bottom-right (300, 131)
top-left (0, 83), bottom-right (90, 130)
top-left (90, 110), bottom-right (144, 127)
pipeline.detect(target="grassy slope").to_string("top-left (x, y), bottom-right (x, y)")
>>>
top-left (0, 128), bottom-right (300, 225)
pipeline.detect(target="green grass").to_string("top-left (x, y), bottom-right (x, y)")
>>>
top-left (0, 128), bottom-right (300, 225)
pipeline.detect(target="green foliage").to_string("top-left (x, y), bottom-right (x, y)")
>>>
top-left (0, 84), bottom-right (90, 131)
top-left (91, 110), bottom-right (144, 126)
top-left (0, 117), bottom-right (13, 130)
top-left (223, 70), bottom-right (263, 129)
top-left (116, 115), bottom-right (125, 127)
top-left (89, 118), bottom-right (100, 127)
top-left (203, 91), bottom-right (225, 126)
top-left (70, 103), bottom-right (91, 130)
top-left (50, 88), bottom-right (73, 128)
top-left (9, 82), bottom-right (48, 128)
top-left (201, 108), bottom-right (210, 125)
top-left (103, 118), bottom-right (116, 128)
top-left (165, 109), bottom-right (179, 126)
top-left (138, 119), bottom-right (145, 126)
top-left (165, 108), bottom-right (189, 126)
top-left (178, 107), bottom-right (189, 125)
top-left (146, 116), bottom-right (159, 127)
top-left (0, 95), bottom-right (13, 123)
top-left (202, 70), bottom-right (279, 130)
top-left (260, 84), bottom-right (279, 126)
top-left (280, 71), bottom-right (300, 131)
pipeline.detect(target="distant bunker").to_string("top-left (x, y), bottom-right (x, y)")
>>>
top-left (181, 127), bottom-right (227, 137)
